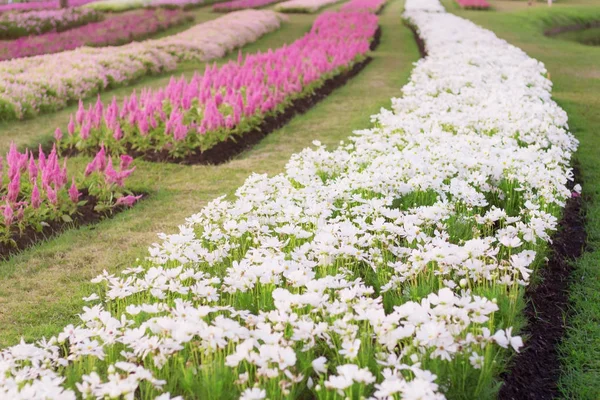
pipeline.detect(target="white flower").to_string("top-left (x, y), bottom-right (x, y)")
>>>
top-left (312, 356), bottom-right (328, 374)
top-left (240, 387), bottom-right (266, 400)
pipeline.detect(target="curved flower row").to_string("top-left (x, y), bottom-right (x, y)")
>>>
top-left (213, 0), bottom-right (283, 12)
top-left (455, 0), bottom-right (490, 9)
top-left (0, 10), bottom-right (285, 121)
top-left (58, 11), bottom-right (377, 159)
top-left (275, 0), bottom-right (340, 13)
top-left (0, 0), bottom-right (578, 399)
top-left (0, 0), bottom-right (96, 14)
top-left (0, 7), bottom-right (101, 40)
top-left (0, 9), bottom-right (194, 61)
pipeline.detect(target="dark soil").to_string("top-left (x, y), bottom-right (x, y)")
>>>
top-left (122, 26), bottom-right (382, 165)
top-left (499, 167), bottom-right (587, 400)
top-left (404, 21), bottom-right (427, 57)
top-left (0, 189), bottom-right (145, 260)
top-left (544, 20), bottom-right (600, 36)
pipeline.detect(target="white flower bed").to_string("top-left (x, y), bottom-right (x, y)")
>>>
top-left (0, 0), bottom-right (577, 399)
top-left (275, 0), bottom-right (340, 13)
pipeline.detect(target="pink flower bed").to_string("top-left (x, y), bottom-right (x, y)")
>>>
top-left (0, 9), bottom-right (193, 61)
top-left (213, 0), bottom-right (281, 12)
top-left (58, 11), bottom-right (378, 159)
top-left (0, 0), bottom-right (96, 13)
top-left (0, 143), bottom-right (138, 247)
top-left (455, 0), bottom-right (489, 9)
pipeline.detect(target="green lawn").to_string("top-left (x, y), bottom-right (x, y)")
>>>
top-left (443, 0), bottom-right (600, 398)
top-left (0, 0), bottom-right (420, 348)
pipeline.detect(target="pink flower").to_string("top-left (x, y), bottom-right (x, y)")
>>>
top-left (46, 185), bottom-right (58, 205)
top-left (115, 194), bottom-right (142, 207)
top-left (3, 202), bottom-right (14, 226)
top-left (85, 146), bottom-right (107, 176)
top-left (7, 173), bottom-right (20, 203)
top-left (68, 115), bottom-right (75, 136)
top-left (76, 99), bottom-right (85, 125)
top-left (113, 125), bottom-right (123, 141)
top-left (31, 184), bottom-right (41, 209)
top-left (119, 155), bottom-right (133, 170)
top-left (28, 155), bottom-right (38, 183)
top-left (104, 157), bottom-right (135, 187)
top-left (68, 178), bottom-right (81, 203)
top-left (54, 127), bottom-right (63, 141)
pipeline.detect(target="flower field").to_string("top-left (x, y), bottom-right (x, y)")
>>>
top-left (0, 9), bottom-right (194, 61)
top-left (58, 9), bottom-right (378, 160)
top-left (0, 8), bottom-right (101, 40)
top-left (0, 0), bottom-right (96, 13)
top-left (0, 0), bottom-right (596, 398)
top-left (0, 0), bottom-right (586, 397)
top-left (0, 10), bottom-right (284, 121)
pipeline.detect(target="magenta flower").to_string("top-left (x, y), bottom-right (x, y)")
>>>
top-left (46, 185), bottom-right (58, 205)
top-left (3, 202), bottom-right (14, 226)
top-left (68, 178), bottom-right (81, 203)
top-left (68, 116), bottom-right (75, 136)
top-left (28, 155), bottom-right (38, 183)
top-left (119, 155), bottom-right (134, 170)
top-left (31, 184), bottom-right (42, 209)
top-left (7, 173), bottom-right (20, 203)
top-left (115, 194), bottom-right (142, 207)
top-left (54, 127), bottom-right (63, 141)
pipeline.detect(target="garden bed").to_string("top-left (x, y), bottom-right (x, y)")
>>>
top-left (106, 27), bottom-right (381, 165)
top-left (0, 189), bottom-right (146, 259)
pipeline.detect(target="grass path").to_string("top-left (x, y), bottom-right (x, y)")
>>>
top-left (444, 1), bottom-right (600, 397)
top-left (0, 0), bottom-right (420, 347)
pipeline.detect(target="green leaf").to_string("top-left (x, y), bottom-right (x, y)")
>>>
top-left (61, 214), bottom-right (73, 223)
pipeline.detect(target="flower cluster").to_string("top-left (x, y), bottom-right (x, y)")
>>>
top-left (58, 11), bottom-right (377, 159)
top-left (0, 0), bottom-right (96, 13)
top-left (0, 7), bottom-right (101, 40)
top-left (340, 0), bottom-right (386, 13)
top-left (0, 0), bottom-right (578, 398)
top-left (404, 0), bottom-right (444, 12)
top-left (0, 10), bottom-right (285, 121)
top-left (0, 9), bottom-right (193, 61)
top-left (275, 0), bottom-right (340, 13)
top-left (0, 143), bottom-right (138, 247)
top-left (455, 0), bottom-right (490, 9)
top-left (213, 0), bottom-right (282, 12)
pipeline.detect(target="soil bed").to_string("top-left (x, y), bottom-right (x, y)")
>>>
top-left (544, 20), bottom-right (600, 36)
top-left (0, 189), bottom-right (146, 260)
top-left (404, 22), bottom-right (427, 57)
top-left (499, 167), bottom-right (587, 400)
top-left (81, 27), bottom-right (382, 165)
